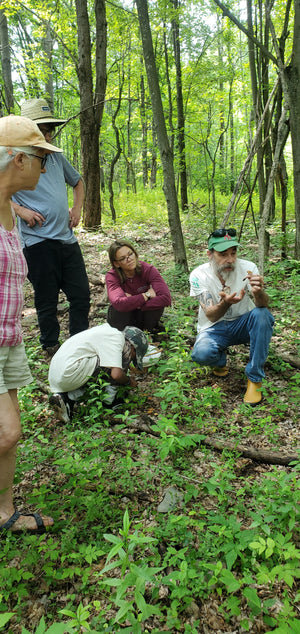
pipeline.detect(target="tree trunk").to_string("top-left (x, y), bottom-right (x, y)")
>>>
top-left (149, 122), bottom-right (157, 188)
top-left (108, 66), bottom-right (123, 222)
top-left (41, 22), bottom-right (53, 109)
top-left (247, 0), bottom-right (266, 218)
top-left (286, 0), bottom-right (300, 259)
top-left (171, 0), bottom-right (188, 211)
top-left (229, 81), bottom-right (235, 192)
top-left (139, 69), bottom-right (148, 187)
top-left (0, 9), bottom-right (14, 113)
top-left (258, 101), bottom-right (289, 273)
top-left (136, 0), bottom-right (187, 270)
top-left (163, 20), bottom-right (174, 153)
top-left (126, 36), bottom-right (134, 192)
top-left (213, 0), bottom-right (299, 259)
top-left (75, 0), bottom-right (107, 228)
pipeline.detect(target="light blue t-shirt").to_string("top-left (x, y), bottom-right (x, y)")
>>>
top-left (13, 153), bottom-right (81, 247)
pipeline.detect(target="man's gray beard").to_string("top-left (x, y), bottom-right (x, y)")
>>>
top-left (211, 255), bottom-right (235, 281)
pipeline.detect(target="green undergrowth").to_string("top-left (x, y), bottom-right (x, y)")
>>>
top-left (1, 218), bottom-right (300, 633)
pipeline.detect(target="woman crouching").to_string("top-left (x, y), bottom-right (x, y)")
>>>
top-left (106, 239), bottom-right (171, 332)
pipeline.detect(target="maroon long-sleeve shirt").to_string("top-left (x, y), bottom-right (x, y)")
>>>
top-left (106, 261), bottom-right (171, 312)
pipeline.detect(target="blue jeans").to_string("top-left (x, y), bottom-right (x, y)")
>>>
top-left (191, 308), bottom-right (274, 382)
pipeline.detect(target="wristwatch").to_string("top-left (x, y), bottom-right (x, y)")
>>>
top-left (145, 291), bottom-right (151, 299)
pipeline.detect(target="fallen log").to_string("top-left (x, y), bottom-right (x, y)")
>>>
top-left (201, 437), bottom-right (299, 466)
top-left (281, 354), bottom-right (300, 369)
top-left (125, 415), bottom-right (300, 466)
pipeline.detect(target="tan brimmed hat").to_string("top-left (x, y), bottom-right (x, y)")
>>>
top-left (0, 115), bottom-right (63, 152)
top-left (21, 98), bottom-right (67, 126)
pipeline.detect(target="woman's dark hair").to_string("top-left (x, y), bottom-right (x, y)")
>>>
top-left (108, 239), bottom-right (141, 283)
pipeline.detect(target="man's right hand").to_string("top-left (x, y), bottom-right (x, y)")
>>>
top-left (12, 203), bottom-right (45, 228)
top-left (219, 289), bottom-right (246, 305)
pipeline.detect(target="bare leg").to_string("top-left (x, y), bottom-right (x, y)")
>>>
top-left (0, 390), bottom-right (53, 531)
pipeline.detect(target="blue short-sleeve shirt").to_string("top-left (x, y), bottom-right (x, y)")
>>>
top-left (13, 153), bottom-right (81, 247)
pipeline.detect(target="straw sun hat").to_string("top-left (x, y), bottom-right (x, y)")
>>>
top-left (20, 98), bottom-right (67, 126)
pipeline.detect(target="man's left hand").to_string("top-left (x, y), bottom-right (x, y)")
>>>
top-left (247, 274), bottom-right (264, 295)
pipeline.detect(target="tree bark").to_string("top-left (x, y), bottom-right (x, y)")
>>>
top-left (247, 0), bottom-right (266, 219)
top-left (108, 67), bottom-right (123, 222)
top-left (149, 122), bottom-right (157, 188)
top-left (0, 9), bottom-right (14, 113)
top-left (41, 22), bottom-right (53, 110)
top-left (75, 0), bottom-right (107, 228)
top-left (163, 20), bottom-right (174, 154)
top-left (200, 436), bottom-right (299, 466)
top-left (136, 0), bottom-right (188, 270)
top-left (285, 0), bottom-right (300, 259)
top-left (171, 0), bottom-right (188, 210)
top-left (139, 69), bottom-right (148, 187)
top-left (258, 101), bottom-right (289, 272)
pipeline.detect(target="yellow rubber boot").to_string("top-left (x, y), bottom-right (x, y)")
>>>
top-left (243, 379), bottom-right (262, 406)
top-left (212, 366), bottom-right (229, 377)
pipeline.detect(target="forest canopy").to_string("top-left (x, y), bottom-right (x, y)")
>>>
top-left (0, 0), bottom-right (299, 262)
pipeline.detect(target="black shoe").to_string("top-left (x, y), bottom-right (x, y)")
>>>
top-left (102, 395), bottom-right (125, 411)
top-left (44, 344), bottom-right (60, 361)
top-left (49, 393), bottom-right (73, 423)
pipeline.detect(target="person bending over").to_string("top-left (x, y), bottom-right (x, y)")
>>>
top-left (0, 115), bottom-right (61, 534)
top-left (189, 228), bottom-right (274, 405)
top-left (48, 324), bottom-right (148, 423)
top-left (106, 239), bottom-right (171, 332)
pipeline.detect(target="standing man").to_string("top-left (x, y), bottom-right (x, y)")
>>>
top-left (190, 229), bottom-right (274, 405)
top-left (11, 98), bottom-right (90, 359)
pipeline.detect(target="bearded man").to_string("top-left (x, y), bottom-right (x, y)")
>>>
top-left (189, 229), bottom-right (274, 405)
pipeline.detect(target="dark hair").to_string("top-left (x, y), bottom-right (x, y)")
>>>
top-left (108, 239), bottom-right (141, 283)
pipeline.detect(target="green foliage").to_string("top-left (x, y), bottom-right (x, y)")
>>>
top-left (96, 510), bottom-right (163, 631)
top-left (1, 212), bottom-right (299, 632)
top-left (21, 618), bottom-right (69, 634)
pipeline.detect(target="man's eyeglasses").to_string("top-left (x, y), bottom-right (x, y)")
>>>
top-left (26, 152), bottom-right (48, 169)
top-left (208, 228), bottom-right (236, 240)
top-left (38, 125), bottom-right (56, 135)
top-left (115, 250), bottom-right (136, 263)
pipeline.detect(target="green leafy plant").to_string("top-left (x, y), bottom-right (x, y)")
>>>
top-left (97, 510), bottom-right (163, 632)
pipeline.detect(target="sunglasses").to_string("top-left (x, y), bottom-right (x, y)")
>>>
top-left (208, 228), bottom-right (236, 240)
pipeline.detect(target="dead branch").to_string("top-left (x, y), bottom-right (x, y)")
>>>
top-left (124, 415), bottom-right (299, 466)
top-left (200, 436), bottom-right (299, 466)
top-left (281, 354), bottom-right (300, 369)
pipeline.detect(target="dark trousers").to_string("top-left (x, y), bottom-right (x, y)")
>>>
top-left (107, 304), bottom-right (164, 332)
top-left (24, 240), bottom-right (90, 349)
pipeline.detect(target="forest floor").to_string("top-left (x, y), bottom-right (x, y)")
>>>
top-left (4, 220), bottom-right (300, 633)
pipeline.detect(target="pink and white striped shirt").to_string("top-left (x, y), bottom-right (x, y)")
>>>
top-left (0, 215), bottom-right (27, 347)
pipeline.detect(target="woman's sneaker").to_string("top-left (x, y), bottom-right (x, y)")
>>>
top-left (49, 393), bottom-right (74, 423)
